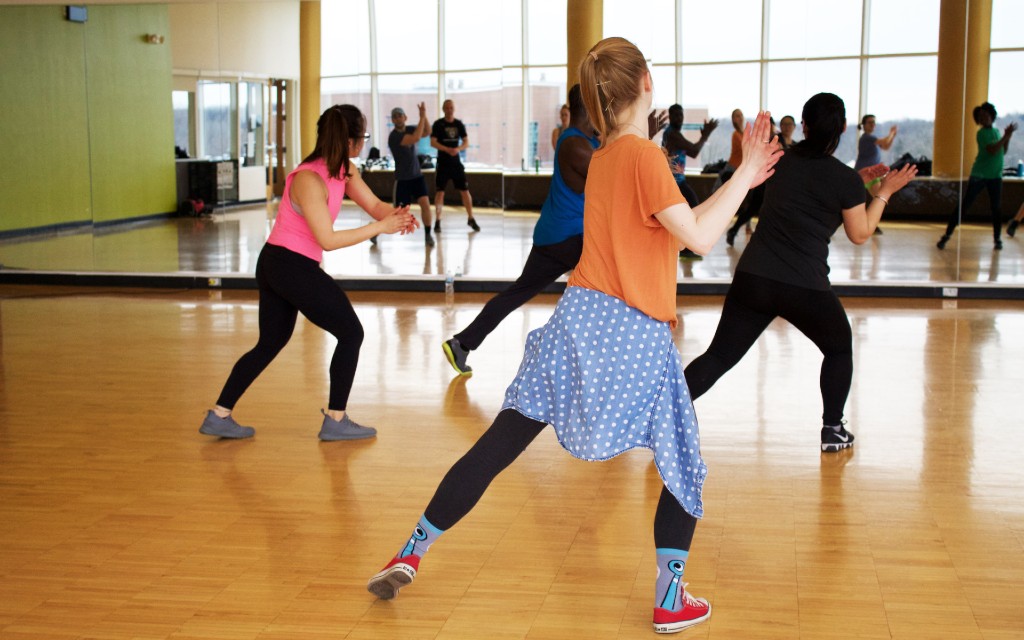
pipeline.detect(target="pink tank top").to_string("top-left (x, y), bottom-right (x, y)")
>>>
top-left (267, 158), bottom-right (348, 262)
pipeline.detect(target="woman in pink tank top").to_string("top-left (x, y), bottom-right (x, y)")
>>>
top-left (200, 105), bottom-right (418, 442)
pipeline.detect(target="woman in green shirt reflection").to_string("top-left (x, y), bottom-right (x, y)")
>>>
top-left (937, 101), bottom-right (1017, 251)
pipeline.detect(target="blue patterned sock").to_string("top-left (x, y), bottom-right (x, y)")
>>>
top-left (396, 515), bottom-right (445, 559)
top-left (654, 548), bottom-right (689, 611)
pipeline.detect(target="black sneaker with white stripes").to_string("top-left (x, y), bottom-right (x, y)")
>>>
top-left (821, 423), bottom-right (855, 452)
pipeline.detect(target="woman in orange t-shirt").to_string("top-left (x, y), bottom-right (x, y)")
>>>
top-left (368, 37), bottom-right (780, 635)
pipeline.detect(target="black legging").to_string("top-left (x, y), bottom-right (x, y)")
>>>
top-left (424, 409), bottom-right (697, 551)
top-left (216, 243), bottom-right (364, 411)
top-left (684, 270), bottom-right (853, 426)
top-left (942, 177), bottom-right (1003, 240)
top-left (454, 234), bottom-right (583, 351)
top-left (727, 183), bottom-right (766, 238)
top-left (677, 180), bottom-right (700, 208)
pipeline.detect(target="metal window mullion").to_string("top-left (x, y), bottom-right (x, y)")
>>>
top-left (760, 0), bottom-right (769, 110)
top-left (438, 0), bottom-right (446, 115)
top-left (675, 0), bottom-right (683, 104)
top-left (521, 0), bottom-right (530, 171)
top-left (368, 0), bottom-right (380, 147)
top-left (859, 0), bottom-right (871, 121)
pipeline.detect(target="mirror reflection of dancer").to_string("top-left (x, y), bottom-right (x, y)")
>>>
top-left (662, 104), bottom-right (717, 209)
top-left (937, 102), bottom-right (1017, 251)
top-left (367, 37), bottom-right (781, 635)
top-left (430, 99), bottom-right (479, 233)
top-left (389, 103), bottom-right (435, 246)
top-left (199, 105), bottom-right (418, 441)
top-left (726, 116), bottom-right (777, 247)
top-left (855, 114), bottom-right (897, 235)
top-left (683, 93), bottom-right (917, 453)
top-left (442, 85), bottom-right (599, 376)
top-left (551, 102), bottom-right (570, 150)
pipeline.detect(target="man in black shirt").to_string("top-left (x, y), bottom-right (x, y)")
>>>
top-left (430, 99), bottom-right (479, 232)
top-left (389, 103), bottom-right (434, 245)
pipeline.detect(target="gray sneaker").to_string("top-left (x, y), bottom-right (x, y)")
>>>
top-left (319, 409), bottom-right (377, 441)
top-left (199, 410), bottom-right (255, 439)
top-left (442, 338), bottom-right (473, 376)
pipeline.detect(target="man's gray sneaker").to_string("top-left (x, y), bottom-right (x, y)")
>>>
top-left (319, 409), bottom-right (377, 441)
top-left (199, 410), bottom-right (255, 439)
top-left (442, 338), bottom-right (473, 376)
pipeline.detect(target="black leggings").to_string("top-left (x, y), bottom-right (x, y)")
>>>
top-left (943, 177), bottom-right (1003, 240)
top-left (216, 243), bottom-right (364, 411)
top-left (424, 409), bottom-right (697, 551)
top-left (727, 183), bottom-right (766, 237)
top-left (684, 271), bottom-right (853, 426)
top-left (454, 235), bottom-right (583, 351)
top-left (677, 180), bottom-right (700, 208)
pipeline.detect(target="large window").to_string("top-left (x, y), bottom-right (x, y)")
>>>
top-left (321, 0), bottom-right (566, 171)
top-left (320, 0), bottom-right (1024, 170)
top-left (991, 0), bottom-right (1024, 171)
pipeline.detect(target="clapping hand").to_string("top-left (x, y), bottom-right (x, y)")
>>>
top-left (878, 164), bottom-right (918, 197)
top-left (380, 205), bottom-right (419, 235)
top-left (858, 163), bottom-right (889, 186)
top-left (741, 111), bottom-right (784, 188)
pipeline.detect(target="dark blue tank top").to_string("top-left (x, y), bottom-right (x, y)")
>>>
top-left (533, 127), bottom-right (600, 246)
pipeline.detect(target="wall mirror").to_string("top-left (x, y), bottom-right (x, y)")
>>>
top-left (2, 0), bottom-right (1023, 293)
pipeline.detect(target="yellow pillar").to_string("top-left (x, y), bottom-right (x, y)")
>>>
top-left (933, 0), bottom-right (992, 178)
top-left (567, 0), bottom-right (602, 87)
top-left (299, 1), bottom-right (321, 159)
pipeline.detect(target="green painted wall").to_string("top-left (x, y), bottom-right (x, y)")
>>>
top-left (0, 5), bottom-right (176, 234)
top-left (87, 5), bottom-right (176, 224)
top-left (0, 6), bottom-right (91, 232)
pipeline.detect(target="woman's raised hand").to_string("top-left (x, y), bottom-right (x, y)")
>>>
top-left (380, 205), bottom-right (419, 235)
top-left (878, 164), bottom-right (918, 197)
top-left (742, 110), bottom-right (784, 188)
top-left (858, 162), bottom-right (889, 185)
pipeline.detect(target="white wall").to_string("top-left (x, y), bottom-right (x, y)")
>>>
top-left (169, 2), bottom-right (300, 81)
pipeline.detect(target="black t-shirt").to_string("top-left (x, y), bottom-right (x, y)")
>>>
top-left (736, 150), bottom-right (867, 290)
top-left (388, 126), bottom-right (422, 181)
top-left (431, 118), bottom-right (467, 167)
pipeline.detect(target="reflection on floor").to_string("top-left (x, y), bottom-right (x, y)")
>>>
top-left (2, 203), bottom-right (1023, 289)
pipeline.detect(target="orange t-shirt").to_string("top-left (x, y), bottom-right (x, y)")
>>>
top-left (568, 135), bottom-right (685, 327)
top-left (728, 130), bottom-right (743, 168)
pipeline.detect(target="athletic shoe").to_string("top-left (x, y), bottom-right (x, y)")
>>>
top-left (821, 422), bottom-right (855, 452)
top-left (318, 410), bottom-right (377, 441)
top-left (199, 410), bottom-right (255, 439)
top-left (678, 248), bottom-right (703, 261)
top-left (995, 239), bottom-right (1003, 250)
top-left (1008, 220), bottom-right (1019, 238)
top-left (425, 232), bottom-right (435, 247)
top-left (434, 220), bottom-right (441, 233)
top-left (937, 234), bottom-right (950, 250)
top-left (442, 338), bottom-right (473, 376)
top-left (653, 586), bottom-right (711, 634)
top-left (467, 218), bottom-right (481, 232)
top-left (367, 555), bottom-right (419, 600)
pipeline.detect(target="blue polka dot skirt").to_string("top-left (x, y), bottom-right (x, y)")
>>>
top-left (501, 286), bottom-right (708, 518)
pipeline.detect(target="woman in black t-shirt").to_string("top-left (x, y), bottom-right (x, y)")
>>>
top-left (684, 93), bottom-right (917, 452)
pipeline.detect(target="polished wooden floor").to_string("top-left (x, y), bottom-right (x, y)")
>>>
top-left (1, 286), bottom-right (1022, 639)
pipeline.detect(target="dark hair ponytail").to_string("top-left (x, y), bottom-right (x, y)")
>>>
top-left (303, 104), bottom-right (364, 180)
top-left (793, 93), bottom-right (846, 158)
